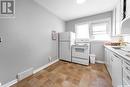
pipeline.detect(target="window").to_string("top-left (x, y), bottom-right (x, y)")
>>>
top-left (75, 18), bottom-right (111, 40)
top-left (91, 22), bottom-right (111, 40)
top-left (75, 23), bottom-right (89, 39)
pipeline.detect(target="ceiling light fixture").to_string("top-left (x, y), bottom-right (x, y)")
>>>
top-left (76, 0), bottom-right (86, 4)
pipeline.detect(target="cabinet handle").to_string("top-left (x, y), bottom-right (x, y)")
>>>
top-left (127, 76), bottom-right (130, 80)
top-left (126, 67), bottom-right (130, 71)
top-left (125, 61), bottom-right (130, 66)
top-left (113, 54), bottom-right (120, 59)
top-left (111, 58), bottom-right (113, 61)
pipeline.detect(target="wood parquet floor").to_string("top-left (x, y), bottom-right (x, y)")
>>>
top-left (11, 60), bottom-right (112, 87)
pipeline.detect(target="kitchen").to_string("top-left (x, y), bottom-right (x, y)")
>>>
top-left (0, 0), bottom-right (130, 87)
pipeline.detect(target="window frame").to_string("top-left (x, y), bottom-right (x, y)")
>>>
top-left (90, 19), bottom-right (111, 40)
top-left (75, 18), bottom-right (111, 41)
top-left (75, 22), bottom-right (90, 39)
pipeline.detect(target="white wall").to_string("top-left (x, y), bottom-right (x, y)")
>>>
top-left (90, 41), bottom-right (106, 62)
top-left (66, 11), bottom-right (112, 32)
top-left (65, 11), bottom-right (112, 62)
top-left (0, 0), bottom-right (64, 84)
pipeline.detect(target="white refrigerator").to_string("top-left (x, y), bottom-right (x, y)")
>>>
top-left (59, 32), bottom-right (75, 62)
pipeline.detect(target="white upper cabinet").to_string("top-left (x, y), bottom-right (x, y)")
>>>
top-left (113, 0), bottom-right (122, 35)
top-left (126, 0), bottom-right (130, 17)
top-left (120, 0), bottom-right (130, 34)
top-left (113, 0), bottom-right (127, 35)
top-left (121, 17), bottom-right (130, 34)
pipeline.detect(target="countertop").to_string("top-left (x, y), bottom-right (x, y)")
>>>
top-left (104, 45), bottom-right (130, 62)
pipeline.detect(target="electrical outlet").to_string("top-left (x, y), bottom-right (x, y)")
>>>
top-left (48, 56), bottom-right (52, 62)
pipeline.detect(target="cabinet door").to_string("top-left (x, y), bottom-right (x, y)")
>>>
top-left (105, 48), bottom-right (108, 65)
top-left (115, 0), bottom-right (122, 35)
top-left (106, 50), bottom-right (110, 70)
top-left (126, 0), bottom-right (130, 17)
top-left (112, 53), bottom-right (122, 87)
top-left (108, 50), bottom-right (112, 77)
top-left (105, 48), bottom-right (112, 76)
top-left (107, 50), bottom-right (112, 76)
top-left (59, 42), bottom-right (71, 61)
top-left (105, 49), bottom-right (109, 70)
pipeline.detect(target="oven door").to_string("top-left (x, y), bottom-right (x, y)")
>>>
top-left (72, 46), bottom-right (89, 59)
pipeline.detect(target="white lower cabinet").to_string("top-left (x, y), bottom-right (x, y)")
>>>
top-left (105, 47), bottom-right (130, 87)
top-left (105, 48), bottom-right (112, 76)
top-left (123, 70), bottom-right (130, 87)
top-left (111, 53), bottom-right (123, 87)
top-left (123, 60), bottom-right (130, 87)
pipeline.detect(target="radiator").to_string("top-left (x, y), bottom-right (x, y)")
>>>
top-left (17, 68), bottom-right (33, 81)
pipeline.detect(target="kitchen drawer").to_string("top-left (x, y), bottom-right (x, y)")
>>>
top-left (123, 60), bottom-right (130, 74)
top-left (72, 57), bottom-right (89, 65)
top-left (72, 52), bottom-right (89, 58)
top-left (123, 79), bottom-right (130, 87)
top-left (123, 70), bottom-right (130, 86)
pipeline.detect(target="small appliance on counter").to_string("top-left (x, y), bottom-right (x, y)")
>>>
top-left (105, 36), bottom-right (127, 47)
top-left (72, 39), bottom-right (90, 65)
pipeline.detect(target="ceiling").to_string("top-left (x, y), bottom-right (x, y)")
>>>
top-left (34, 0), bottom-right (118, 21)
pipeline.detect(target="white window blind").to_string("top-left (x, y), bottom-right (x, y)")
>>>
top-left (91, 22), bottom-right (110, 40)
top-left (75, 23), bottom-right (89, 39)
top-left (75, 19), bottom-right (111, 40)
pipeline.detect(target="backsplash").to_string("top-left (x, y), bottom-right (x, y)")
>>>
top-left (123, 35), bottom-right (130, 43)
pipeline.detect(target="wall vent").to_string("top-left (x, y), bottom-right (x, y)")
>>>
top-left (17, 68), bottom-right (33, 81)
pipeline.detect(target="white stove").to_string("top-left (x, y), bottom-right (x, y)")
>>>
top-left (71, 39), bottom-right (90, 65)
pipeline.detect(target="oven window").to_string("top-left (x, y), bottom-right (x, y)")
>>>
top-left (75, 48), bottom-right (84, 53)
